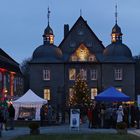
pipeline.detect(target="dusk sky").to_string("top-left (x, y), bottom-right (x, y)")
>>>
top-left (0, 0), bottom-right (140, 63)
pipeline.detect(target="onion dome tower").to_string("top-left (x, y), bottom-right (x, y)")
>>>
top-left (43, 8), bottom-right (54, 45)
top-left (103, 4), bottom-right (133, 61)
top-left (31, 8), bottom-right (62, 63)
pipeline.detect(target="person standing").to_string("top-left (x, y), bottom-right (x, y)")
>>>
top-left (87, 107), bottom-right (93, 128)
top-left (135, 107), bottom-right (140, 129)
top-left (0, 111), bottom-right (4, 137)
top-left (116, 105), bottom-right (124, 123)
top-left (2, 106), bottom-right (9, 130)
top-left (8, 104), bottom-right (15, 130)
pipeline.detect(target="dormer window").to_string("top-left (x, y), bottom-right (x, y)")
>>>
top-left (76, 44), bottom-right (89, 61)
top-left (89, 55), bottom-right (96, 62)
top-left (71, 55), bottom-right (77, 61)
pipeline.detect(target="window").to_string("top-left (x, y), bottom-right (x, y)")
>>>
top-left (90, 69), bottom-right (97, 80)
top-left (70, 41), bottom-right (76, 47)
top-left (114, 68), bottom-right (123, 80)
top-left (71, 55), bottom-right (77, 61)
top-left (69, 69), bottom-right (76, 80)
top-left (43, 69), bottom-right (50, 80)
top-left (91, 88), bottom-right (98, 99)
top-left (50, 35), bottom-right (54, 44)
top-left (116, 87), bottom-right (122, 92)
top-left (44, 89), bottom-right (50, 100)
top-left (80, 69), bottom-right (87, 80)
top-left (89, 55), bottom-right (96, 62)
top-left (69, 88), bottom-right (74, 102)
top-left (86, 42), bottom-right (92, 47)
top-left (76, 44), bottom-right (89, 61)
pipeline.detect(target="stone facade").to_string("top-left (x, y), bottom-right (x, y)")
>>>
top-left (29, 16), bottom-right (135, 120)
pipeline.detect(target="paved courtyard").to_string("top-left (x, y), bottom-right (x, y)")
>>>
top-left (1, 123), bottom-right (140, 140)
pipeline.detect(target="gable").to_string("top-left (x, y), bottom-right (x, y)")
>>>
top-left (59, 16), bottom-right (105, 60)
top-left (70, 43), bottom-right (98, 62)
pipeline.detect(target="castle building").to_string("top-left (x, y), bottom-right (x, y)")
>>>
top-left (0, 48), bottom-right (24, 99)
top-left (29, 7), bottom-right (135, 119)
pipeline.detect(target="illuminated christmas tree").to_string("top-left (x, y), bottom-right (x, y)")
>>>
top-left (69, 74), bottom-right (91, 110)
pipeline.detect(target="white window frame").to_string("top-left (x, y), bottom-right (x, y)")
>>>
top-left (44, 89), bottom-right (50, 100)
top-left (90, 69), bottom-right (97, 80)
top-left (69, 68), bottom-right (76, 80)
top-left (114, 68), bottom-right (123, 80)
top-left (69, 88), bottom-right (74, 102)
top-left (43, 69), bottom-right (50, 80)
top-left (80, 69), bottom-right (87, 80)
top-left (91, 88), bottom-right (98, 100)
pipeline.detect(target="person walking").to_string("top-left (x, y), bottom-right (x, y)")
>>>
top-left (8, 104), bottom-right (15, 130)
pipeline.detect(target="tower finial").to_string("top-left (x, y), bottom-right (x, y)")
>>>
top-left (115, 3), bottom-right (118, 24)
top-left (80, 9), bottom-right (82, 16)
top-left (47, 7), bottom-right (51, 25)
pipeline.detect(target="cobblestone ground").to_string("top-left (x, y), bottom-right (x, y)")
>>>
top-left (0, 123), bottom-right (140, 140)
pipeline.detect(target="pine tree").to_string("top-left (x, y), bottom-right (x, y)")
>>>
top-left (69, 74), bottom-right (91, 110)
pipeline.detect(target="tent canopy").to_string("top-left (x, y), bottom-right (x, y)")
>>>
top-left (13, 89), bottom-right (47, 104)
top-left (95, 87), bottom-right (131, 102)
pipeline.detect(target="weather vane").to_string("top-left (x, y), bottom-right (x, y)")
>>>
top-left (47, 7), bottom-right (51, 25)
top-left (80, 9), bottom-right (82, 16)
top-left (115, 0), bottom-right (118, 24)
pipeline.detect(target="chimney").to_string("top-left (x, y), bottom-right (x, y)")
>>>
top-left (64, 24), bottom-right (69, 38)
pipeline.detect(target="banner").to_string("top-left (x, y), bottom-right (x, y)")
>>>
top-left (70, 109), bottom-right (80, 128)
top-left (137, 95), bottom-right (140, 107)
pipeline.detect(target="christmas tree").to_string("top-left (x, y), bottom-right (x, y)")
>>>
top-left (69, 74), bottom-right (91, 110)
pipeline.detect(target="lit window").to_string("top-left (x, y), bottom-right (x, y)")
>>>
top-left (91, 88), bottom-right (98, 99)
top-left (90, 69), bottom-right (98, 80)
top-left (50, 35), bottom-right (54, 44)
top-left (116, 87), bottom-right (122, 92)
top-left (69, 69), bottom-right (76, 80)
top-left (80, 69), bottom-right (87, 80)
top-left (71, 55), bottom-right (77, 61)
top-left (44, 89), bottom-right (50, 100)
top-left (69, 88), bottom-right (74, 102)
top-left (43, 69), bottom-right (50, 80)
top-left (114, 68), bottom-right (123, 80)
top-left (76, 44), bottom-right (89, 61)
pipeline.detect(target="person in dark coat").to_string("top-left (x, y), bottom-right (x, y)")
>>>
top-left (8, 104), bottom-right (15, 130)
top-left (135, 107), bottom-right (140, 129)
top-left (0, 111), bottom-right (4, 137)
top-left (40, 105), bottom-right (45, 126)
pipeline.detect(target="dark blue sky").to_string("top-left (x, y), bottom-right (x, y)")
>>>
top-left (0, 0), bottom-right (140, 63)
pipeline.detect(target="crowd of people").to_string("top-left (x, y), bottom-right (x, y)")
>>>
top-left (87, 103), bottom-right (140, 129)
top-left (0, 103), bottom-right (15, 135)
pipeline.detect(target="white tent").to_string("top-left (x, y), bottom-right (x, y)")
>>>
top-left (13, 89), bottom-right (47, 120)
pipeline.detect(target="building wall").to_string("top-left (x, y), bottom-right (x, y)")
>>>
top-left (29, 63), bottom-right (64, 109)
top-left (102, 63), bottom-right (135, 99)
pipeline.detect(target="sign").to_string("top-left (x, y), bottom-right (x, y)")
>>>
top-left (137, 95), bottom-right (140, 107)
top-left (70, 109), bottom-right (80, 128)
